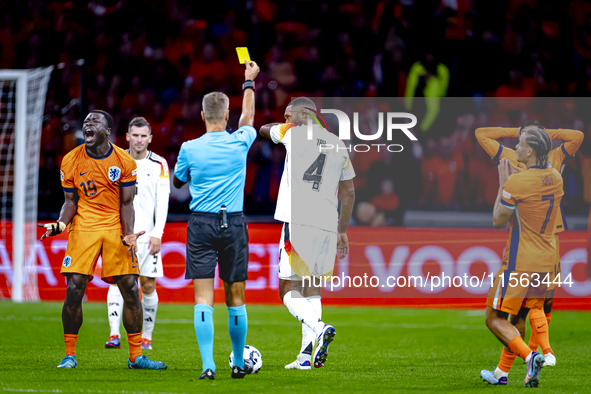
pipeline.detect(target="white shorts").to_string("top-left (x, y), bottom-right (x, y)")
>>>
top-left (278, 222), bottom-right (337, 281)
top-left (137, 242), bottom-right (163, 278)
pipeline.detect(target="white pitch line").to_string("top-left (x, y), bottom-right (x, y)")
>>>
top-left (2, 389), bottom-right (185, 394)
top-left (0, 315), bottom-right (485, 330)
top-left (465, 310), bottom-right (485, 316)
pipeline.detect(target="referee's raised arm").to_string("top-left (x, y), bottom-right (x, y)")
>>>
top-left (238, 61), bottom-right (259, 128)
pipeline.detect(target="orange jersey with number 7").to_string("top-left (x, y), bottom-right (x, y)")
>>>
top-left (476, 127), bottom-right (583, 233)
top-left (500, 166), bottom-right (564, 273)
top-left (60, 142), bottom-right (137, 231)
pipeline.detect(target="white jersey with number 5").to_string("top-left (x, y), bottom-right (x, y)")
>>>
top-left (271, 124), bottom-right (355, 233)
top-left (127, 150), bottom-right (170, 242)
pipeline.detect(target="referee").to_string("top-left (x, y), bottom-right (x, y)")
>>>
top-left (172, 60), bottom-right (260, 380)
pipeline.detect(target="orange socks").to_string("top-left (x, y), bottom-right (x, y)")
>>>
top-left (498, 347), bottom-right (517, 373)
top-left (528, 308), bottom-right (553, 355)
top-left (127, 332), bottom-right (143, 362)
top-left (508, 335), bottom-right (532, 361)
top-left (64, 334), bottom-right (78, 356)
top-left (65, 332), bottom-right (144, 361)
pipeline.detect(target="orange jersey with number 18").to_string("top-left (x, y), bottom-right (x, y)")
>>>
top-left (60, 142), bottom-right (137, 231)
top-left (500, 166), bottom-right (564, 273)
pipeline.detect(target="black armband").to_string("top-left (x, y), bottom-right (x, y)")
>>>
top-left (243, 80), bottom-right (255, 92)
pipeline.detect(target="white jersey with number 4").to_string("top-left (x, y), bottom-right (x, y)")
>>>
top-left (127, 150), bottom-right (170, 242)
top-left (271, 124), bottom-right (355, 233)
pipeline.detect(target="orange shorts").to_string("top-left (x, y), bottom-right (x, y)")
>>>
top-left (61, 229), bottom-right (139, 282)
top-left (486, 268), bottom-right (547, 315)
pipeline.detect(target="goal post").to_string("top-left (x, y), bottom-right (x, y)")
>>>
top-left (0, 66), bottom-right (54, 302)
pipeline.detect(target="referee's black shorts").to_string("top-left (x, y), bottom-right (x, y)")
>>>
top-left (185, 212), bottom-right (249, 284)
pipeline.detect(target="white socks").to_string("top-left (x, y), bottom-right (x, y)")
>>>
top-left (300, 296), bottom-right (322, 356)
top-left (494, 366), bottom-right (509, 379)
top-left (107, 284), bottom-right (159, 341)
top-left (283, 291), bottom-right (325, 336)
top-left (525, 352), bottom-right (533, 363)
top-left (142, 290), bottom-right (159, 341)
top-left (107, 284), bottom-right (123, 337)
top-left (306, 296), bottom-right (322, 319)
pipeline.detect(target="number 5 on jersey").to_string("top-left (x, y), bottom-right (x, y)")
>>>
top-left (303, 153), bottom-right (326, 191)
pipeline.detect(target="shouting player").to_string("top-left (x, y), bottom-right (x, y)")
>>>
top-left (38, 110), bottom-right (167, 370)
top-left (483, 127), bottom-right (563, 387)
top-left (476, 121), bottom-right (583, 382)
top-left (105, 117), bottom-right (170, 350)
top-left (259, 98), bottom-right (356, 369)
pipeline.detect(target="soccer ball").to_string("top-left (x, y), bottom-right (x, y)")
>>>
top-left (229, 345), bottom-right (263, 374)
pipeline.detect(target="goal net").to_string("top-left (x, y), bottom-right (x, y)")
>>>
top-left (0, 66), bottom-right (54, 302)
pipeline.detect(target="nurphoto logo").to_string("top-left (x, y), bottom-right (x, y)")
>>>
top-left (304, 107), bottom-right (418, 153)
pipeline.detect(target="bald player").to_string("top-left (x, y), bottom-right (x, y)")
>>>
top-left (259, 98), bottom-right (356, 370)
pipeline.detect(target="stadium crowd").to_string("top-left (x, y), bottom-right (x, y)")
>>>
top-left (5, 0), bottom-right (591, 222)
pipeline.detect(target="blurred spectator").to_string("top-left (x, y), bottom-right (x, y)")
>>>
top-left (38, 152), bottom-right (63, 214)
top-left (371, 178), bottom-right (401, 225)
top-left (355, 202), bottom-right (386, 227)
top-left (420, 135), bottom-right (464, 208)
top-left (404, 49), bottom-right (450, 132)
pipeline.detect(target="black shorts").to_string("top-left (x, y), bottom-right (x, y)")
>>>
top-left (185, 212), bottom-right (249, 284)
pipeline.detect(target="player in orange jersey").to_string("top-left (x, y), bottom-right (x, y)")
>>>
top-left (37, 110), bottom-right (167, 370)
top-left (476, 122), bottom-right (583, 377)
top-left (481, 126), bottom-right (563, 387)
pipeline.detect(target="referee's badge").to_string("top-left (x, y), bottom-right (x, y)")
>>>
top-left (108, 166), bottom-right (121, 182)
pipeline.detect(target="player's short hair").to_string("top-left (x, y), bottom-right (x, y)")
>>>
top-left (523, 127), bottom-right (552, 168)
top-left (288, 97), bottom-right (317, 111)
top-left (89, 109), bottom-right (114, 130)
top-left (202, 92), bottom-right (229, 122)
top-left (128, 117), bottom-right (151, 134)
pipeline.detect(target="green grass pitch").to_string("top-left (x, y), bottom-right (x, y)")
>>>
top-left (0, 301), bottom-right (590, 393)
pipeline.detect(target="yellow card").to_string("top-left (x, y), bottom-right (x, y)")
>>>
top-left (236, 47), bottom-right (251, 64)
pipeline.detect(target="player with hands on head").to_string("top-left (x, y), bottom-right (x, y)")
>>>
top-left (482, 127), bottom-right (563, 387)
top-left (476, 121), bottom-right (583, 381)
top-left (38, 109), bottom-right (166, 371)
top-left (105, 117), bottom-right (170, 351)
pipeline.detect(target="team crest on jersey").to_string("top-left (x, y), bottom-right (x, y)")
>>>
top-left (108, 166), bottom-right (121, 182)
top-left (144, 168), bottom-right (154, 179)
top-left (63, 256), bottom-right (72, 268)
top-left (60, 170), bottom-right (64, 181)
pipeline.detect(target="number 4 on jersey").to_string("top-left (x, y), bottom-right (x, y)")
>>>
top-left (303, 153), bottom-right (326, 191)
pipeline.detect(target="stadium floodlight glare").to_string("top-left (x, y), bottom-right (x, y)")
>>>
top-left (0, 67), bottom-right (53, 302)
